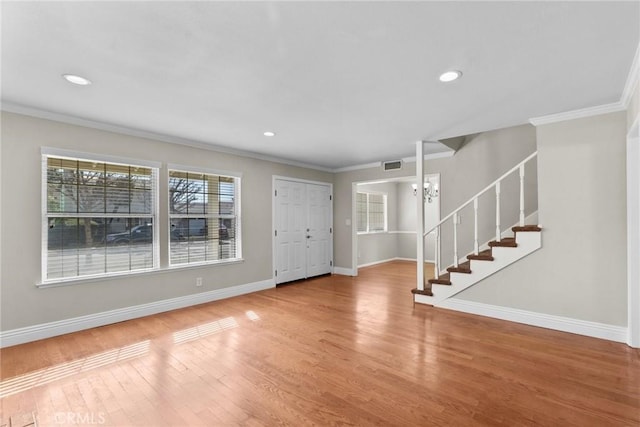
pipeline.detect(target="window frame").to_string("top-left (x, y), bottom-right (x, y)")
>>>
top-left (356, 191), bottom-right (388, 234)
top-left (167, 163), bottom-right (242, 267)
top-left (40, 147), bottom-right (161, 285)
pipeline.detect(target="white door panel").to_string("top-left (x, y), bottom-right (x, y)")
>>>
top-left (306, 183), bottom-right (331, 278)
top-left (274, 179), bottom-right (332, 284)
top-left (275, 180), bottom-right (307, 284)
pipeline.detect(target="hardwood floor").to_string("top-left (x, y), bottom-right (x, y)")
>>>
top-left (1, 260), bottom-right (638, 426)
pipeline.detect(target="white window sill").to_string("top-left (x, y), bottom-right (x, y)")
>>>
top-left (37, 258), bottom-right (245, 289)
top-left (167, 258), bottom-right (244, 271)
top-left (357, 231), bottom-right (388, 235)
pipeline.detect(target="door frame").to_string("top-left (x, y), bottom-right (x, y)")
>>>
top-left (351, 174), bottom-right (440, 277)
top-left (272, 175), bottom-right (334, 284)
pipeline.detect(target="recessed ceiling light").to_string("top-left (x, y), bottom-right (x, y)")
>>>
top-left (62, 74), bottom-right (92, 86)
top-left (439, 70), bottom-right (462, 83)
top-left (263, 131), bottom-right (276, 137)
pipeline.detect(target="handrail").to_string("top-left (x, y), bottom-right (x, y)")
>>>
top-left (423, 151), bottom-right (537, 237)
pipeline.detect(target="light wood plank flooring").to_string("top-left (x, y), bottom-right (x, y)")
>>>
top-left (1, 261), bottom-right (638, 426)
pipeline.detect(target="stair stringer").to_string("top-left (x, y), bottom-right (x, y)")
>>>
top-left (414, 231), bottom-right (542, 306)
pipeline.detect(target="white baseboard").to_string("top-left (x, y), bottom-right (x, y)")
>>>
top-left (358, 257), bottom-right (435, 268)
top-left (0, 279), bottom-right (275, 348)
top-left (437, 298), bottom-right (628, 343)
top-left (358, 258), bottom-right (397, 268)
top-left (333, 267), bottom-right (355, 276)
top-left (394, 257), bottom-right (436, 263)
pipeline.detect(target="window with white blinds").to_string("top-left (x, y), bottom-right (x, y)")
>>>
top-left (356, 192), bottom-right (387, 233)
top-left (168, 168), bottom-right (241, 266)
top-left (43, 154), bottom-right (159, 282)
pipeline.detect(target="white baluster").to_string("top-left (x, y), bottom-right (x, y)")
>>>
top-left (453, 212), bottom-right (458, 268)
top-left (473, 198), bottom-right (479, 255)
top-left (434, 226), bottom-right (440, 279)
top-left (495, 181), bottom-right (501, 242)
top-left (519, 164), bottom-right (525, 227)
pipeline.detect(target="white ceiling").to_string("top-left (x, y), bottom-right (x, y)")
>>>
top-left (2, 1), bottom-right (638, 170)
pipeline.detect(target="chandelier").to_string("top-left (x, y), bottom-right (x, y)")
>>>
top-left (412, 181), bottom-right (439, 203)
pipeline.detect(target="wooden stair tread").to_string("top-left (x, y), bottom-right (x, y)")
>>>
top-left (467, 249), bottom-right (494, 261)
top-left (411, 288), bottom-right (433, 297)
top-left (512, 225), bottom-right (542, 232)
top-left (428, 273), bottom-right (451, 286)
top-left (488, 237), bottom-right (517, 248)
top-left (447, 260), bottom-right (471, 274)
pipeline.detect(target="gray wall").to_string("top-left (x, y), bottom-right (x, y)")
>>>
top-left (0, 112), bottom-right (332, 331)
top-left (396, 179), bottom-right (440, 261)
top-left (334, 124), bottom-right (538, 271)
top-left (456, 111), bottom-right (628, 326)
top-left (356, 178), bottom-right (441, 265)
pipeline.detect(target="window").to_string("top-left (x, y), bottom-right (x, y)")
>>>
top-left (356, 192), bottom-right (387, 233)
top-left (43, 153), bottom-right (158, 282)
top-left (168, 167), bottom-right (241, 265)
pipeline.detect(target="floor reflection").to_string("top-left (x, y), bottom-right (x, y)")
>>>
top-left (0, 340), bottom-right (150, 398)
top-left (172, 316), bottom-right (239, 345)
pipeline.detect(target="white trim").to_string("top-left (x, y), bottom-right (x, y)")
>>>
top-left (37, 258), bottom-right (245, 288)
top-left (5, 103), bottom-right (333, 172)
top-left (272, 176), bottom-right (334, 285)
top-left (358, 257), bottom-right (435, 268)
top-left (41, 146), bottom-right (162, 169)
top-left (41, 150), bottom-right (161, 284)
top-left (0, 279), bottom-right (275, 348)
top-left (351, 182), bottom-right (358, 276)
top-left (416, 141), bottom-right (426, 292)
top-left (166, 166), bottom-right (242, 267)
top-left (401, 149), bottom-right (456, 164)
top-left (358, 258), bottom-right (397, 268)
top-left (627, 115), bottom-right (640, 348)
top-left (357, 230), bottom-right (389, 235)
top-left (272, 175), bottom-right (332, 187)
top-left (332, 267), bottom-right (355, 276)
top-left (621, 41), bottom-right (640, 109)
top-left (395, 257), bottom-right (436, 263)
top-left (167, 163), bottom-right (242, 179)
top-left (416, 231), bottom-right (543, 304)
top-left (529, 41), bottom-right (638, 127)
top-left (437, 298), bottom-right (628, 344)
top-left (529, 102), bottom-right (625, 126)
top-left (333, 161), bottom-right (382, 173)
top-left (332, 150), bottom-right (455, 174)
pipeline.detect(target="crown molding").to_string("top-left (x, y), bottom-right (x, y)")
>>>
top-left (528, 101), bottom-right (626, 126)
top-left (332, 150), bottom-right (455, 174)
top-left (622, 40), bottom-right (640, 109)
top-left (332, 161), bottom-right (383, 173)
top-left (530, 41), bottom-right (639, 127)
top-left (1, 102), bottom-right (334, 173)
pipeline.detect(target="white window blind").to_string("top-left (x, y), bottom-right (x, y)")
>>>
top-left (168, 169), bottom-right (241, 265)
top-left (43, 155), bottom-right (158, 281)
top-left (356, 192), bottom-right (387, 233)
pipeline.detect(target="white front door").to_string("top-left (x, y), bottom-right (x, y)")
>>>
top-left (306, 183), bottom-right (331, 278)
top-left (274, 179), bottom-right (332, 284)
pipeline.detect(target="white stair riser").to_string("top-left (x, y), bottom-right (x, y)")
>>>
top-left (416, 231), bottom-right (542, 305)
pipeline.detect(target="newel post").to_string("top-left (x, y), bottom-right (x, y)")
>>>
top-left (416, 141), bottom-right (425, 291)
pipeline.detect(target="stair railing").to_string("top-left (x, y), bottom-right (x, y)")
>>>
top-left (422, 151), bottom-right (537, 282)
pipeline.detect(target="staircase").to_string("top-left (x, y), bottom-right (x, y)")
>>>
top-left (412, 148), bottom-right (540, 305)
top-left (412, 225), bottom-right (542, 305)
